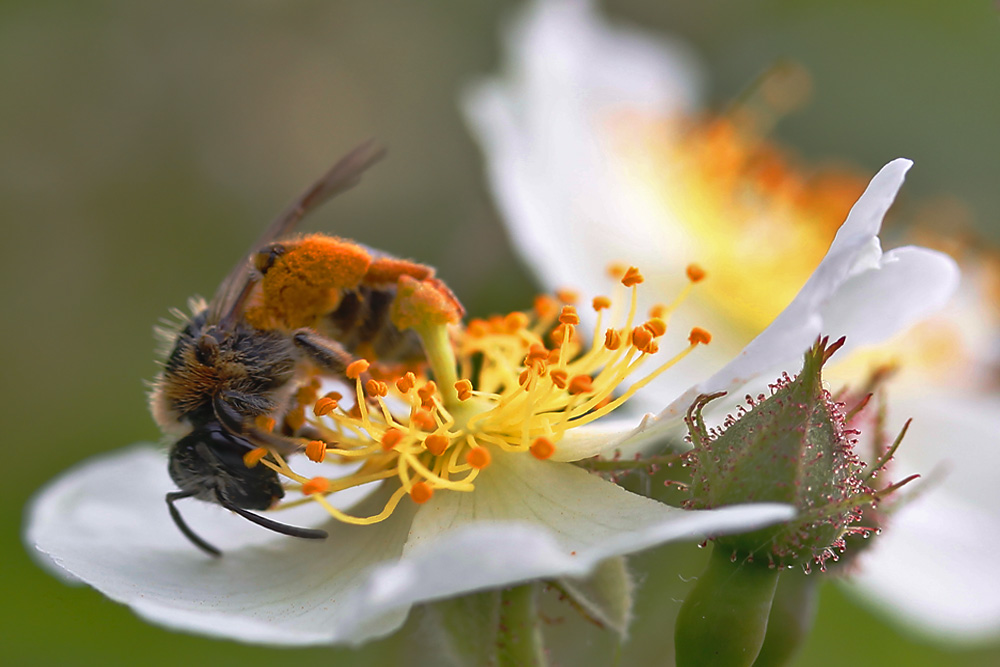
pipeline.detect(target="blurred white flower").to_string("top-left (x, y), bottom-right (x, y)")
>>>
top-left (462, 0), bottom-right (996, 641)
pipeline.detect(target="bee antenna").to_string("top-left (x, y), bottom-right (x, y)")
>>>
top-left (166, 490), bottom-right (223, 558)
top-left (216, 495), bottom-right (329, 541)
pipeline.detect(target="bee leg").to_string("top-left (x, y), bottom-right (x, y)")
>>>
top-left (292, 329), bottom-right (379, 405)
top-left (213, 392), bottom-right (299, 456)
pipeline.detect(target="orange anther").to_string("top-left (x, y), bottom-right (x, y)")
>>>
top-left (348, 403), bottom-right (363, 419)
top-left (534, 294), bottom-right (559, 318)
top-left (555, 288), bottom-right (579, 304)
top-left (301, 477), bottom-right (330, 496)
top-left (621, 266), bottom-right (644, 287)
top-left (550, 323), bottom-right (575, 346)
top-left (689, 327), bottom-right (713, 345)
top-left (324, 391), bottom-right (343, 401)
top-left (686, 263), bottom-right (707, 283)
top-left (365, 379), bottom-right (388, 398)
top-left (559, 306), bottom-right (580, 326)
top-left (592, 296), bottom-right (612, 311)
top-left (254, 415), bottom-right (276, 433)
top-left (504, 311), bottom-right (530, 333)
top-left (285, 406), bottom-right (306, 432)
top-left (454, 379), bottom-right (474, 401)
top-left (519, 369), bottom-right (533, 387)
top-left (410, 481), bottom-right (434, 504)
top-left (568, 374), bottom-right (594, 395)
top-left (417, 381), bottom-right (438, 407)
top-left (424, 433), bottom-right (450, 456)
top-left (547, 348), bottom-right (562, 365)
top-left (549, 369), bottom-right (568, 389)
top-left (305, 440), bottom-right (327, 463)
top-left (381, 428), bottom-right (405, 451)
top-left (648, 304), bottom-right (667, 319)
top-left (395, 372), bottom-right (416, 394)
top-left (243, 447), bottom-right (268, 468)
top-left (412, 409), bottom-right (436, 431)
top-left (468, 319), bottom-right (490, 338)
top-left (644, 318), bottom-right (667, 338)
top-left (631, 326), bottom-right (653, 351)
top-left (346, 359), bottom-right (370, 380)
top-left (644, 340), bottom-right (660, 355)
top-left (604, 328), bottom-right (623, 351)
top-left (466, 446), bottom-right (492, 469)
top-left (530, 437), bottom-right (556, 460)
top-left (296, 385), bottom-right (319, 406)
top-left (526, 343), bottom-right (548, 362)
top-left (314, 396), bottom-right (338, 416)
top-left (606, 262), bottom-right (628, 280)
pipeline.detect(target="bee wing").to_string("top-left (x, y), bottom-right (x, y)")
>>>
top-left (207, 140), bottom-right (388, 328)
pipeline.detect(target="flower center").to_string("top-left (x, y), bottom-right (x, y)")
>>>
top-left (253, 265), bottom-right (711, 525)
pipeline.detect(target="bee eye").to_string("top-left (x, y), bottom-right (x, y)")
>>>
top-left (195, 333), bottom-right (220, 365)
top-left (254, 243), bottom-right (286, 275)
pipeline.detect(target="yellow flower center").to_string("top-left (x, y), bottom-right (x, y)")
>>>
top-left (258, 265), bottom-right (711, 525)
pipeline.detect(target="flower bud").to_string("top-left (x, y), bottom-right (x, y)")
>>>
top-left (684, 336), bottom-right (872, 570)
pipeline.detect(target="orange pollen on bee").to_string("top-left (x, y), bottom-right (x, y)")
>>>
top-left (556, 288), bottom-right (579, 304)
top-left (365, 379), bottom-right (389, 398)
top-left (305, 440), bottom-right (327, 463)
top-left (346, 359), bottom-right (370, 379)
top-left (410, 481), bottom-right (434, 504)
top-left (689, 327), bottom-right (713, 345)
top-left (466, 446), bottom-right (492, 469)
top-left (530, 437), bottom-right (556, 460)
top-left (424, 434), bottom-right (450, 456)
top-left (686, 264), bottom-right (707, 283)
top-left (395, 372), bottom-right (416, 394)
top-left (559, 306), bottom-right (580, 326)
top-left (314, 397), bottom-right (338, 416)
top-left (254, 415), bottom-right (276, 433)
top-left (454, 379), bottom-right (474, 401)
top-left (243, 447), bottom-right (269, 468)
top-left (592, 296), bottom-right (612, 311)
top-left (381, 428), bottom-right (405, 451)
top-left (621, 266), bottom-right (644, 287)
top-left (568, 374), bottom-right (595, 395)
top-left (412, 409), bottom-right (437, 430)
top-left (301, 477), bottom-right (330, 496)
top-left (604, 329), bottom-right (623, 351)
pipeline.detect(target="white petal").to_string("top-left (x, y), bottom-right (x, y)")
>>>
top-left (353, 452), bottom-right (794, 615)
top-left (655, 159), bottom-right (959, 422)
top-left (27, 445), bottom-right (417, 646)
top-left (462, 0), bottom-right (701, 298)
top-left (844, 392), bottom-right (1000, 639)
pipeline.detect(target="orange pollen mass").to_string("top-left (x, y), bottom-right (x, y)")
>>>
top-left (314, 396), bottom-right (338, 416)
top-left (621, 266), bottom-right (644, 287)
top-left (604, 328), bottom-right (623, 351)
top-left (504, 311), bottom-right (529, 333)
top-left (568, 374), bottom-right (595, 395)
top-left (410, 481), bottom-right (434, 504)
top-left (559, 306), bottom-right (580, 326)
top-left (424, 434), bottom-right (450, 456)
top-left (454, 379), bottom-right (474, 401)
top-left (254, 415), bottom-right (276, 433)
top-left (305, 440), bottom-right (327, 463)
top-left (243, 447), bottom-right (268, 468)
top-left (689, 327), bottom-right (713, 346)
top-left (556, 288), bottom-right (579, 304)
top-left (395, 372), bottom-right (416, 394)
top-left (466, 446), bottom-right (492, 469)
top-left (686, 263), bottom-right (707, 283)
top-left (549, 369), bottom-right (569, 389)
top-left (631, 326), bottom-right (653, 351)
top-left (346, 359), bottom-right (370, 380)
top-left (301, 477), bottom-right (330, 496)
top-left (644, 318), bottom-right (668, 337)
top-left (530, 437), bottom-right (556, 460)
top-left (381, 428), bottom-right (405, 451)
top-left (592, 296), bottom-right (612, 311)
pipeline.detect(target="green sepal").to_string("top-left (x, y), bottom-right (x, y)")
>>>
top-left (556, 556), bottom-right (635, 636)
top-left (753, 572), bottom-right (820, 667)
top-left (428, 590), bottom-right (501, 667)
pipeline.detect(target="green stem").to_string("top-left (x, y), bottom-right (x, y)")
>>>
top-left (752, 572), bottom-right (819, 667)
top-left (497, 584), bottom-right (547, 667)
top-left (675, 545), bottom-right (780, 667)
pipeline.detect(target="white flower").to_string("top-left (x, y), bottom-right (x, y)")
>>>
top-left (462, 0), bottom-right (994, 641)
top-left (28, 269), bottom-right (795, 646)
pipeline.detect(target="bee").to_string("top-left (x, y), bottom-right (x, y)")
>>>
top-left (149, 142), bottom-right (462, 556)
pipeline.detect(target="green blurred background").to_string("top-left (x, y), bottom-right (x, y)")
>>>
top-left (4, 1), bottom-right (999, 664)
